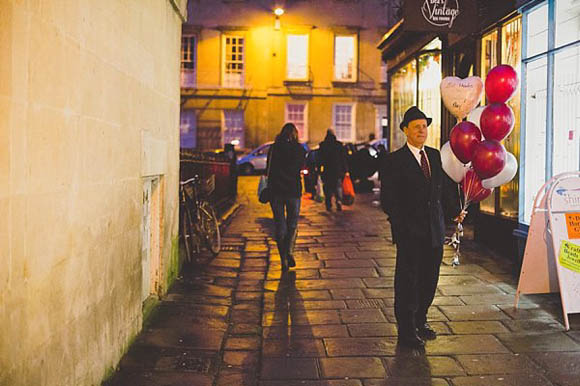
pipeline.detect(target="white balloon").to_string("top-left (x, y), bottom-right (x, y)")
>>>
top-left (482, 152), bottom-right (518, 189)
top-left (467, 106), bottom-right (486, 132)
top-left (440, 76), bottom-right (484, 120)
top-left (441, 141), bottom-right (471, 183)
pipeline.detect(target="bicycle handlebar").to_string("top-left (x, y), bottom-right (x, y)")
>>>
top-left (180, 176), bottom-right (199, 186)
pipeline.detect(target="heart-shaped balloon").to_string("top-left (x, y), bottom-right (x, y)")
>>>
top-left (480, 103), bottom-right (515, 141)
top-left (440, 76), bottom-right (484, 120)
top-left (472, 140), bottom-right (507, 179)
top-left (449, 121), bottom-right (482, 164)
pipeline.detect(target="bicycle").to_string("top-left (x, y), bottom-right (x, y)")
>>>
top-left (179, 174), bottom-right (221, 263)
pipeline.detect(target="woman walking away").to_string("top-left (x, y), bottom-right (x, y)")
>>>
top-left (267, 123), bottom-right (306, 272)
top-left (318, 129), bottom-right (348, 211)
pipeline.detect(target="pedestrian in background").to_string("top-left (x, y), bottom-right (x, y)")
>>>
top-left (380, 106), bottom-right (465, 348)
top-left (267, 123), bottom-right (306, 272)
top-left (318, 129), bottom-right (348, 211)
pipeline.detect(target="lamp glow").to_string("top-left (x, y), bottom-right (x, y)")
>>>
top-left (274, 7), bottom-right (284, 16)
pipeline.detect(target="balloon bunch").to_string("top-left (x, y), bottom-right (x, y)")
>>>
top-left (440, 65), bottom-right (519, 266)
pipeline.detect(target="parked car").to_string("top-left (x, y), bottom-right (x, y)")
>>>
top-left (237, 141), bottom-right (310, 175)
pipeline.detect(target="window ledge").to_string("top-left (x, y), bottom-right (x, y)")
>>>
top-left (332, 80), bottom-right (359, 88)
top-left (284, 80), bottom-right (312, 87)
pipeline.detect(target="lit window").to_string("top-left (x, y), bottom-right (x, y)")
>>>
top-left (223, 35), bottom-right (244, 88)
top-left (181, 35), bottom-right (196, 88)
top-left (334, 35), bottom-right (357, 82)
top-left (333, 104), bottom-right (355, 142)
top-left (285, 103), bottom-right (308, 141)
top-left (287, 34), bottom-right (309, 80)
top-left (180, 109), bottom-right (197, 149)
top-left (222, 110), bottom-right (245, 148)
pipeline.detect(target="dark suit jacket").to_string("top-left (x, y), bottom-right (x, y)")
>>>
top-left (380, 144), bottom-right (460, 248)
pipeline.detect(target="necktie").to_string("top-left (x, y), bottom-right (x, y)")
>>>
top-left (420, 150), bottom-right (431, 180)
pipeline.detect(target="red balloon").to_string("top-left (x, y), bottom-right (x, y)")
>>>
top-left (449, 121), bottom-right (482, 164)
top-left (485, 65), bottom-right (519, 103)
top-left (462, 168), bottom-right (493, 204)
top-left (480, 103), bottom-right (514, 141)
top-left (472, 140), bottom-right (506, 179)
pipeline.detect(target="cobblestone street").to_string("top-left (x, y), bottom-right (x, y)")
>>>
top-left (107, 176), bottom-right (580, 386)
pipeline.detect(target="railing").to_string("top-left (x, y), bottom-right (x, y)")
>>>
top-left (180, 149), bottom-right (237, 215)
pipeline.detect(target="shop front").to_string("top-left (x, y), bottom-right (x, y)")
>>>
top-left (515, 0), bottom-right (580, 262)
top-left (379, 0), bottom-right (536, 261)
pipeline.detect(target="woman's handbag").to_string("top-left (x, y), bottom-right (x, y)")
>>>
top-left (342, 173), bottom-right (355, 205)
top-left (258, 145), bottom-right (274, 204)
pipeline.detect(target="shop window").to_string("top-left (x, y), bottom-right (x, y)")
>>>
top-left (527, 3), bottom-right (548, 57)
top-left (333, 104), bottom-right (355, 142)
top-left (553, 47), bottom-right (580, 177)
top-left (181, 35), bottom-right (196, 88)
top-left (180, 109), bottom-right (197, 149)
top-left (500, 16), bottom-right (522, 218)
top-left (222, 110), bottom-right (245, 148)
top-left (287, 34), bottom-right (309, 80)
top-left (334, 35), bottom-right (357, 82)
top-left (390, 60), bottom-right (417, 151)
top-left (556, 0), bottom-right (580, 48)
top-left (222, 35), bottom-right (244, 88)
top-left (418, 52), bottom-right (442, 149)
top-left (285, 103), bottom-right (308, 141)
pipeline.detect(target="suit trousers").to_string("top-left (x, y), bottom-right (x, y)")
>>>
top-left (394, 239), bottom-right (443, 335)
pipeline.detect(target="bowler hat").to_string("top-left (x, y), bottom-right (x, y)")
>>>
top-left (399, 106), bottom-right (432, 130)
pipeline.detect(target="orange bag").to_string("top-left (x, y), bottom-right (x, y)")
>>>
top-left (342, 174), bottom-right (355, 205)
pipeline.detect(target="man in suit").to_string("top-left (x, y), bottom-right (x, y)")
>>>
top-left (380, 106), bottom-right (464, 348)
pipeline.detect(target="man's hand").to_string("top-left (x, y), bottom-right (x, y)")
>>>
top-left (454, 209), bottom-right (467, 224)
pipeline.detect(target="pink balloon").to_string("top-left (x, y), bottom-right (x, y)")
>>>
top-left (462, 168), bottom-right (493, 204)
top-left (449, 121), bottom-right (482, 164)
top-left (485, 65), bottom-right (519, 103)
top-left (480, 103), bottom-right (514, 141)
top-left (472, 140), bottom-right (506, 179)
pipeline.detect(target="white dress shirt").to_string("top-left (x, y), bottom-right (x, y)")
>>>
top-left (406, 142), bottom-right (431, 173)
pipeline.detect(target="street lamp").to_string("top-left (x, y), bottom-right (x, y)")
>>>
top-left (274, 7), bottom-right (284, 30)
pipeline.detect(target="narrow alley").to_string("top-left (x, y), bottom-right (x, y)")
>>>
top-left (106, 177), bottom-right (580, 386)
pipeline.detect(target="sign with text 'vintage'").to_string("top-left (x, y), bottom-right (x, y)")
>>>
top-left (404, 0), bottom-right (478, 33)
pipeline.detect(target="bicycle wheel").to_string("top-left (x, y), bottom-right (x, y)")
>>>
top-left (180, 203), bottom-right (196, 263)
top-left (199, 201), bottom-right (221, 255)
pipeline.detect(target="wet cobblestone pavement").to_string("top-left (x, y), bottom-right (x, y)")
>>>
top-left (106, 176), bottom-right (580, 386)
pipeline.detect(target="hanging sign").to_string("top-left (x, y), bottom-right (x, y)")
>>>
top-left (404, 0), bottom-right (478, 33)
top-left (515, 172), bottom-right (580, 330)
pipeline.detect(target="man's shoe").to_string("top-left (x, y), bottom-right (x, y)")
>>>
top-left (397, 333), bottom-right (425, 348)
top-left (336, 203), bottom-right (342, 211)
top-left (416, 323), bottom-right (437, 340)
top-left (287, 255), bottom-right (296, 268)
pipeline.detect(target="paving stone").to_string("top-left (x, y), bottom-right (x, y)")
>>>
top-left (264, 290), bottom-right (331, 302)
top-left (495, 332), bottom-right (580, 353)
top-left (261, 381), bottom-right (363, 386)
top-left (424, 335), bottom-right (510, 355)
top-left (346, 251), bottom-right (388, 259)
top-left (225, 336), bottom-right (261, 350)
top-left (263, 325), bottom-right (349, 339)
top-left (363, 378), bottom-right (450, 386)
top-left (105, 371), bottom-right (214, 386)
top-left (261, 358), bottom-right (319, 379)
top-left (362, 278), bottom-right (394, 288)
top-left (320, 268), bottom-right (379, 278)
top-left (529, 352), bottom-right (580, 383)
top-left (386, 355), bottom-right (465, 377)
top-left (439, 305), bottom-right (510, 321)
top-left (320, 357), bottom-right (387, 378)
top-left (262, 338), bottom-right (326, 357)
top-left (316, 253), bottom-right (348, 260)
top-left (262, 310), bottom-right (341, 326)
top-left (347, 323), bottom-right (398, 337)
top-left (439, 264), bottom-right (491, 275)
top-left (502, 318), bottom-right (565, 333)
top-left (325, 259), bottom-right (376, 268)
top-left (432, 296), bottom-right (464, 306)
top-left (235, 291), bottom-right (263, 301)
top-left (447, 321), bottom-right (511, 334)
top-left (267, 269), bottom-right (320, 280)
top-left (345, 299), bottom-right (386, 309)
top-left (363, 288), bottom-right (395, 298)
top-left (324, 337), bottom-right (398, 356)
top-left (209, 259), bottom-right (242, 269)
top-left (450, 374), bottom-right (553, 386)
top-left (497, 303), bottom-right (560, 320)
top-left (438, 284), bottom-right (505, 296)
top-left (374, 259), bottom-right (396, 267)
top-left (376, 267), bottom-right (395, 277)
top-left (330, 289), bottom-right (366, 299)
top-left (222, 350), bottom-right (259, 369)
top-left (230, 323), bottom-right (262, 335)
top-left (136, 328), bottom-right (226, 350)
top-left (458, 353), bottom-right (542, 376)
top-left (437, 275), bottom-right (484, 286)
top-left (216, 369), bottom-right (257, 386)
top-left (339, 309), bottom-right (387, 323)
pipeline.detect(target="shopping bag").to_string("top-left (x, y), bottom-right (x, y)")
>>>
top-left (315, 176), bottom-right (325, 203)
top-left (342, 174), bottom-right (355, 206)
top-left (257, 175), bottom-right (270, 204)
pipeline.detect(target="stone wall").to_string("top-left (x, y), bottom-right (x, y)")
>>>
top-left (0, 0), bottom-right (186, 384)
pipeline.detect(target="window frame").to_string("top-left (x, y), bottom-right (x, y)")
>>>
top-left (285, 102), bottom-right (309, 142)
top-left (221, 109), bottom-right (245, 148)
top-left (332, 103), bottom-right (356, 143)
top-left (181, 34), bottom-right (197, 88)
top-left (221, 34), bottom-right (245, 88)
top-left (333, 34), bottom-right (358, 82)
top-left (286, 33), bottom-right (310, 81)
